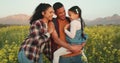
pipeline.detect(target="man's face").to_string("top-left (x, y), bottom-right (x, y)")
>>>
top-left (55, 7), bottom-right (66, 20)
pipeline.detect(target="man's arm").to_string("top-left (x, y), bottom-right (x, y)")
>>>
top-left (49, 22), bottom-right (79, 52)
top-left (50, 22), bottom-right (71, 50)
top-left (62, 42), bottom-right (86, 57)
top-left (78, 42), bottom-right (86, 50)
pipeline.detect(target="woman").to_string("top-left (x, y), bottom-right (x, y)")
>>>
top-left (18, 3), bottom-right (54, 63)
top-left (18, 3), bottom-right (77, 63)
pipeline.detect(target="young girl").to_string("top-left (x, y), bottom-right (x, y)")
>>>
top-left (53, 6), bottom-right (88, 63)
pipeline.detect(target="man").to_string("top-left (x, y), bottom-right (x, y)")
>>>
top-left (51, 2), bottom-right (70, 53)
top-left (51, 2), bottom-right (86, 63)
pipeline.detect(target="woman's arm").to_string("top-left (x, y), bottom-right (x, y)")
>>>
top-left (30, 20), bottom-right (50, 41)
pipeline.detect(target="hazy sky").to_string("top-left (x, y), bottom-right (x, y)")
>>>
top-left (0, 0), bottom-right (120, 20)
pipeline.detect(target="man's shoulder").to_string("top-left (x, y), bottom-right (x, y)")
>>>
top-left (52, 18), bottom-right (57, 24)
top-left (66, 17), bottom-right (70, 23)
top-left (52, 18), bottom-right (57, 21)
top-left (66, 17), bottom-right (69, 19)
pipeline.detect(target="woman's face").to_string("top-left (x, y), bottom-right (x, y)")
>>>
top-left (43, 7), bottom-right (54, 21)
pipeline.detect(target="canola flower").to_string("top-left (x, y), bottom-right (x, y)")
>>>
top-left (0, 25), bottom-right (120, 63)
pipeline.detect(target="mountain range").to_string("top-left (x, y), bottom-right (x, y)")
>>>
top-left (0, 14), bottom-right (120, 25)
top-left (0, 14), bottom-right (30, 25)
top-left (86, 14), bottom-right (120, 26)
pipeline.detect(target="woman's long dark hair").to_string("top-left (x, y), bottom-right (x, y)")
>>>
top-left (30, 3), bottom-right (51, 25)
top-left (68, 6), bottom-right (86, 39)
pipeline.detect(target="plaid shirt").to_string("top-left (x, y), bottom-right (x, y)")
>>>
top-left (20, 19), bottom-right (52, 63)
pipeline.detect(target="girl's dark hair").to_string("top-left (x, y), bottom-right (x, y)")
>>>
top-left (53, 2), bottom-right (64, 12)
top-left (30, 3), bottom-right (51, 24)
top-left (69, 6), bottom-right (86, 39)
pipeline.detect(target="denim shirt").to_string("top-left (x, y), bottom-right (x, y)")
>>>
top-left (66, 30), bottom-right (88, 44)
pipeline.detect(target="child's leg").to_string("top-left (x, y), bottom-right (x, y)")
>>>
top-left (53, 47), bottom-right (71, 63)
top-left (81, 49), bottom-right (88, 62)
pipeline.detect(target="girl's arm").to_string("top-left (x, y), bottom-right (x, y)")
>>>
top-left (64, 21), bottom-right (80, 38)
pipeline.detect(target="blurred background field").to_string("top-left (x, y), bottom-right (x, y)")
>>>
top-left (0, 25), bottom-right (120, 63)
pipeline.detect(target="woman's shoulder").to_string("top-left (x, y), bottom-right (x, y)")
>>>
top-left (48, 21), bottom-right (55, 28)
top-left (32, 19), bottom-right (44, 25)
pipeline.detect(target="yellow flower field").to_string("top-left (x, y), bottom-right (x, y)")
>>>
top-left (0, 25), bottom-right (120, 63)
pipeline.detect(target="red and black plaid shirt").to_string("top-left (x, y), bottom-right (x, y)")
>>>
top-left (20, 19), bottom-right (52, 63)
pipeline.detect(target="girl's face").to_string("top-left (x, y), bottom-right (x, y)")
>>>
top-left (43, 7), bottom-right (54, 21)
top-left (68, 11), bottom-right (79, 21)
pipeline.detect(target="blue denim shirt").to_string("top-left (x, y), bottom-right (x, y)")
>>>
top-left (66, 30), bottom-right (88, 44)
